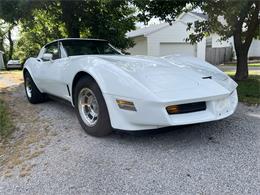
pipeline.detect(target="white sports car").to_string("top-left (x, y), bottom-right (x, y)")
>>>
top-left (23, 38), bottom-right (238, 136)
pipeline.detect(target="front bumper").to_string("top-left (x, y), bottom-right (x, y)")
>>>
top-left (103, 90), bottom-right (238, 131)
top-left (7, 64), bottom-right (22, 69)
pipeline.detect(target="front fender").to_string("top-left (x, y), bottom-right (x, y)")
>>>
top-left (23, 58), bottom-right (44, 93)
top-left (69, 57), bottom-right (158, 102)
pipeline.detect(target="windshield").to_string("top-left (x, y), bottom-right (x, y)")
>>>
top-left (61, 40), bottom-right (121, 56)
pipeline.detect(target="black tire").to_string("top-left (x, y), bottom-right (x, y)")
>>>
top-left (24, 71), bottom-right (46, 104)
top-left (74, 77), bottom-right (112, 137)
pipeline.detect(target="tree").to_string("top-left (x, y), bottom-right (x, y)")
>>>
top-left (16, 8), bottom-right (66, 62)
top-left (82, 0), bottom-right (136, 49)
top-left (59, 0), bottom-right (84, 38)
top-left (135, 0), bottom-right (260, 80)
top-left (0, 0), bottom-right (40, 62)
top-left (0, 21), bottom-right (15, 63)
top-left (58, 0), bottom-right (136, 49)
top-left (0, 0), bottom-right (39, 23)
top-left (188, 0), bottom-right (260, 80)
top-left (0, 0), bottom-right (137, 61)
top-left (133, 0), bottom-right (201, 24)
top-left (0, 22), bottom-right (6, 53)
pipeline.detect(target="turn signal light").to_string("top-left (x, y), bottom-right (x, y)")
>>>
top-left (116, 99), bottom-right (136, 111)
top-left (166, 105), bottom-right (180, 114)
top-left (166, 102), bottom-right (206, 115)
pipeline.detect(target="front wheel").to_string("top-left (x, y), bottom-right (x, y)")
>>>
top-left (24, 72), bottom-right (46, 104)
top-left (74, 77), bottom-right (112, 137)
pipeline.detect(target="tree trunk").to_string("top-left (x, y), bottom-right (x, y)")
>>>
top-left (65, 21), bottom-right (80, 38)
top-left (235, 49), bottom-right (248, 80)
top-left (233, 31), bottom-right (249, 80)
top-left (7, 29), bottom-right (13, 60)
top-left (0, 38), bottom-right (5, 53)
top-left (232, 0), bottom-right (259, 80)
top-left (60, 1), bottom-right (80, 38)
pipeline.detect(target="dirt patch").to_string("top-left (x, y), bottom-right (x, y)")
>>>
top-left (0, 71), bottom-right (23, 89)
top-left (0, 71), bottom-right (55, 178)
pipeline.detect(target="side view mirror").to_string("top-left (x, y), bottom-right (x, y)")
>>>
top-left (42, 53), bottom-right (53, 61)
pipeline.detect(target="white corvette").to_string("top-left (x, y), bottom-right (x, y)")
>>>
top-left (23, 38), bottom-right (238, 136)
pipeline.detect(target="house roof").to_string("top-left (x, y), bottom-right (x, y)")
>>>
top-left (127, 12), bottom-right (208, 38)
top-left (126, 23), bottom-right (168, 38)
top-left (190, 12), bottom-right (208, 20)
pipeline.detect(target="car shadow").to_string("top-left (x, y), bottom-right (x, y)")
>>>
top-left (1, 81), bottom-right (250, 150)
top-left (52, 98), bottom-right (223, 148)
top-left (115, 124), bottom-right (195, 137)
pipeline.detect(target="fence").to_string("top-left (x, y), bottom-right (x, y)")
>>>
top-left (206, 47), bottom-right (232, 65)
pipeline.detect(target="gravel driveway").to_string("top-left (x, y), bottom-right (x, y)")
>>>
top-left (0, 71), bottom-right (259, 195)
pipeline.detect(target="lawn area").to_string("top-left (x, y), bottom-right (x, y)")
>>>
top-left (0, 99), bottom-right (14, 139)
top-left (225, 71), bottom-right (260, 105)
top-left (224, 63), bottom-right (260, 67)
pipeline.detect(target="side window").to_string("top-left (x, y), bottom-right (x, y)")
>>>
top-left (44, 42), bottom-right (60, 60)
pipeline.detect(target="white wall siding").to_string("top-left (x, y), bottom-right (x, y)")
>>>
top-left (211, 34), bottom-right (232, 48)
top-left (159, 43), bottom-right (196, 56)
top-left (231, 39), bottom-right (260, 59)
top-left (197, 38), bottom-right (206, 60)
top-left (147, 22), bottom-right (199, 57)
top-left (147, 36), bottom-right (160, 56)
top-left (126, 13), bottom-right (211, 60)
top-left (127, 36), bottom-right (147, 55)
top-left (248, 39), bottom-right (260, 57)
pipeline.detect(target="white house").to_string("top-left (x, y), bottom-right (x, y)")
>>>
top-left (0, 51), bottom-right (4, 70)
top-left (207, 33), bottom-right (260, 60)
top-left (126, 12), bottom-right (208, 59)
top-left (126, 12), bottom-right (260, 63)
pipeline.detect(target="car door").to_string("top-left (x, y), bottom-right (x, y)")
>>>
top-left (38, 42), bottom-right (70, 99)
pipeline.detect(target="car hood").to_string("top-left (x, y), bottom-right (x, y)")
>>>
top-left (101, 56), bottom-right (236, 88)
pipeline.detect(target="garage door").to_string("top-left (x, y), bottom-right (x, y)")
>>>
top-left (160, 43), bottom-right (196, 56)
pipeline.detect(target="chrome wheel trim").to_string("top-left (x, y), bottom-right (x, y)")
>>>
top-left (25, 77), bottom-right (32, 98)
top-left (78, 88), bottom-right (99, 127)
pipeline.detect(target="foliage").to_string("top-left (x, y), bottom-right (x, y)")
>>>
top-left (0, 21), bottom-right (7, 53)
top-left (133, 0), bottom-right (201, 24)
top-left (16, 8), bottom-right (66, 62)
top-left (187, 1), bottom-right (259, 43)
top-left (0, 0), bottom-right (37, 63)
top-left (0, 0), bottom-right (137, 61)
top-left (0, 0), bottom-right (40, 24)
top-left (57, 0), bottom-right (136, 49)
top-left (0, 21), bottom-right (14, 64)
top-left (186, 0), bottom-right (259, 80)
top-left (82, 0), bottom-right (136, 49)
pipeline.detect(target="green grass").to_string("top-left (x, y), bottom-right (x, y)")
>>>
top-left (225, 70), bottom-right (260, 75)
top-left (224, 63), bottom-right (260, 67)
top-left (0, 99), bottom-right (14, 138)
top-left (225, 71), bottom-right (260, 105)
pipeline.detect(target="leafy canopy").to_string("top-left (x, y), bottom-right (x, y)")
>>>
top-left (187, 0), bottom-right (260, 44)
top-left (0, 0), bottom-right (137, 62)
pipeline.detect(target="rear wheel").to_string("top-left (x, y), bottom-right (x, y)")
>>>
top-left (74, 77), bottom-right (112, 137)
top-left (24, 72), bottom-right (46, 104)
